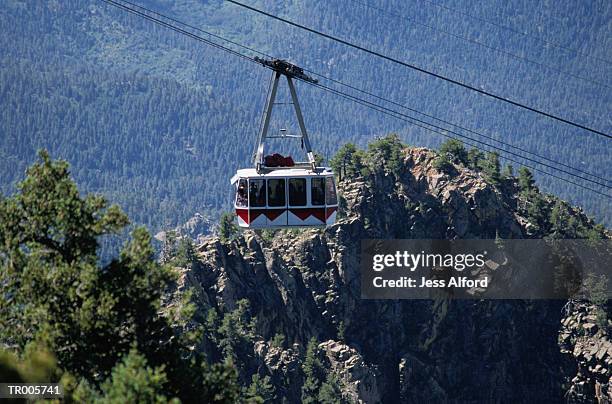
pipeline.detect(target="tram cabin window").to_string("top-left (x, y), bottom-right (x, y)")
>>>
top-left (236, 178), bottom-right (248, 208)
top-left (268, 179), bottom-right (286, 207)
top-left (311, 178), bottom-right (325, 206)
top-left (249, 179), bottom-right (266, 207)
top-left (289, 178), bottom-right (306, 206)
top-left (326, 177), bottom-right (337, 205)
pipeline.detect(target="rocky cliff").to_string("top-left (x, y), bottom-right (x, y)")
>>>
top-left (173, 146), bottom-right (609, 403)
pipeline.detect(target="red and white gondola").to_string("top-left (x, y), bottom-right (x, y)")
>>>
top-left (231, 168), bottom-right (337, 228)
top-left (231, 58), bottom-right (338, 229)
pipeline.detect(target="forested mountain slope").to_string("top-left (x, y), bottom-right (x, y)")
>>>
top-left (1, 133), bottom-right (609, 402)
top-left (1, 0), bottom-right (610, 232)
top-left (173, 138), bottom-right (610, 402)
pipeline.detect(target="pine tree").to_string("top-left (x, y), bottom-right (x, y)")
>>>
top-left (366, 134), bottom-right (405, 177)
top-left (337, 321), bottom-right (346, 342)
top-left (502, 164), bottom-right (514, 179)
top-left (518, 167), bottom-right (535, 194)
top-left (438, 139), bottom-right (467, 165)
top-left (318, 373), bottom-right (344, 404)
top-left (467, 148), bottom-right (484, 170)
top-left (271, 333), bottom-right (286, 349)
top-left (481, 152), bottom-right (501, 185)
top-left (330, 143), bottom-right (366, 181)
top-left (301, 337), bottom-right (325, 404)
top-left (244, 374), bottom-right (276, 403)
top-left (0, 151), bottom-right (240, 402)
top-left (432, 153), bottom-right (454, 173)
top-left (219, 212), bottom-right (238, 242)
top-left (525, 192), bottom-right (546, 232)
top-left (99, 349), bottom-right (169, 404)
top-left (172, 237), bottom-right (196, 267)
top-left (550, 200), bottom-right (570, 237)
top-left (218, 300), bottom-right (256, 368)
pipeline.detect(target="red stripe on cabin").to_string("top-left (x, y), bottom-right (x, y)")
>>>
top-left (290, 208), bottom-right (325, 222)
top-left (266, 209), bottom-right (285, 221)
top-left (250, 209), bottom-right (266, 222)
top-left (326, 207), bottom-right (337, 220)
top-left (312, 208), bottom-right (326, 222)
top-left (236, 209), bottom-right (249, 224)
top-left (289, 208), bottom-right (310, 221)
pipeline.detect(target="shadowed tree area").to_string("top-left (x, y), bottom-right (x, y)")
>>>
top-left (0, 151), bottom-right (241, 402)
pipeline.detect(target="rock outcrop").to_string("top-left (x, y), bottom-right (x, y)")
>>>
top-left (175, 147), bottom-right (608, 402)
top-left (155, 212), bottom-right (215, 245)
top-left (560, 301), bottom-right (612, 403)
top-left (319, 340), bottom-right (381, 403)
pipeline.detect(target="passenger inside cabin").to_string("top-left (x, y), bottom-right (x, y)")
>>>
top-left (236, 179), bottom-right (248, 207)
top-left (289, 178), bottom-right (306, 206)
top-left (268, 178), bottom-right (285, 207)
top-left (249, 179), bottom-right (266, 207)
top-left (311, 178), bottom-right (325, 205)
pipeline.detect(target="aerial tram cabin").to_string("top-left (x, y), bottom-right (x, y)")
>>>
top-left (231, 58), bottom-right (338, 229)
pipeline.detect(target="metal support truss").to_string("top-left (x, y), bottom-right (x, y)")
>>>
top-left (254, 58), bottom-right (318, 172)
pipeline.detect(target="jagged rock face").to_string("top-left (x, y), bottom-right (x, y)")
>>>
top-left (559, 301), bottom-right (612, 403)
top-left (319, 340), bottom-right (381, 403)
top-left (253, 341), bottom-right (302, 402)
top-left (183, 147), bottom-right (606, 402)
top-left (155, 212), bottom-right (215, 244)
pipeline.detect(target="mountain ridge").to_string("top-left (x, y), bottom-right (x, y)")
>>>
top-left (1, 0), bottom-right (610, 232)
top-left (169, 143), bottom-right (610, 402)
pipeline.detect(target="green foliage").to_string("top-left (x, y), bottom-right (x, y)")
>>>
top-left (432, 154), bottom-right (454, 173)
top-left (244, 373), bottom-right (276, 404)
top-left (301, 337), bottom-right (326, 404)
top-left (98, 349), bottom-right (172, 404)
top-left (170, 237), bottom-right (196, 268)
top-left (219, 212), bottom-right (239, 243)
top-left (525, 191), bottom-right (547, 232)
top-left (518, 167), bottom-right (536, 194)
top-left (337, 322), bottom-right (346, 342)
top-left (366, 134), bottom-right (405, 177)
top-left (259, 229), bottom-right (277, 244)
top-left (438, 139), bottom-right (468, 165)
top-left (480, 152), bottom-right (501, 185)
top-left (584, 274), bottom-right (608, 308)
top-left (271, 333), bottom-right (286, 349)
top-left (0, 152), bottom-right (240, 402)
top-left (200, 359), bottom-right (241, 404)
top-left (502, 164), bottom-right (514, 179)
top-left (584, 274), bottom-right (609, 330)
top-left (0, 350), bottom-right (23, 383)
top-left (318, 373), bottom-right (345, 404)
top-left (218, 300), bottom-right (256, 367)
top-left (330, 143), bottom-right (366, 181)
top-left (301, 338), bottom-right (346, 404)
top-left (550, 200), bottom-right (576, 238)
top-left (467, 148), bottom-right (485, 171)
top-left (0, 346), bottom-right (58, 384)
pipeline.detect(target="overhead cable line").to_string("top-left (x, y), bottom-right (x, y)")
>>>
top-left (303, 69), bottom-right (612, 186)
top-left (109, 0), bottom-right (611, 186)
top-left (345, 0), bottom-right (611, 89)
top-left (102, 0), bottom-right (611, 186)
top-left (415, 0), bottom-right (612, 65)
top-left (303, 79), bottom-right (611, 191)
top-left (97, 0), bottom-right (612, 198)
top-left (308, 79), bottom-right (611, 198)
top-left (112, 0), bottom-right (273, 60)
top-left (225, 0), bottom-right (612, 140)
